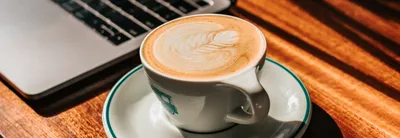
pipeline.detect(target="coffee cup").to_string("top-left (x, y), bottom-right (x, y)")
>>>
top-left (139, 14), bottom-right (269, 133)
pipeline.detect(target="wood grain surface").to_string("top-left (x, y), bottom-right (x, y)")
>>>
top-left (1, 0), bottom-right (399, 138)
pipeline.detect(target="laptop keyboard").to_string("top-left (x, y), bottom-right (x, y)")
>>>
top-left (52, 0), bottom-right (211, 45)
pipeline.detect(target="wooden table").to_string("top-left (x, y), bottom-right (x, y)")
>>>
top-left (1, 0), bottom-right (399, 137)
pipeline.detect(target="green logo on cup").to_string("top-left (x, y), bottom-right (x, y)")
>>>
top-left (151, 86), bottom-right (179, 115)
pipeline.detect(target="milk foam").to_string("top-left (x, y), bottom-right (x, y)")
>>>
top-left (142, 15), bottom-right (265, 80)
top-left (153, 22), bottom-right (239, 73)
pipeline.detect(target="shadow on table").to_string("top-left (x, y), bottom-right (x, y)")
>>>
top-left (178, 103), bottom-right (342, 138)
top-left (1, 56), bottom-right (141, 117)
top-left (302, 103), bottom-right (343, 138)
top-left (230, 5), bottom-right (400, 102)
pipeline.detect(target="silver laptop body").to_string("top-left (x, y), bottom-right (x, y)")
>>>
top-left (0, 0), bottom-right (232, 99)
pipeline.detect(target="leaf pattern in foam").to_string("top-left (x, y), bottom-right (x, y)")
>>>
top-left (190, 30), bottom-right (239, 53)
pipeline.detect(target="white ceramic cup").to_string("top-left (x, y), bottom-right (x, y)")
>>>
top-left (139, 14), bottom-right (269, 133)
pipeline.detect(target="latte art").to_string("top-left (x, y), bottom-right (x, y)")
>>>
top-left (154, 22), bottom-right (239, 73)
top-left (141, 15), bottom-right (265, 80)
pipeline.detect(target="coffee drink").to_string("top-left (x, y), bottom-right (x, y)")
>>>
top-left (141, 14), bottom-right (266, 80)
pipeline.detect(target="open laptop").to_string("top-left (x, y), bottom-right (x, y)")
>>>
top-left (0, 0), bottom-right (232, 99)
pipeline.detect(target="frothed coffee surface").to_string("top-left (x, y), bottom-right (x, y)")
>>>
top-left (142, 15), bottom-right (265, 80)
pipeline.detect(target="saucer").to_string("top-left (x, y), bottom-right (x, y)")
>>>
top-left (102, 58), bottom-right (312, 138)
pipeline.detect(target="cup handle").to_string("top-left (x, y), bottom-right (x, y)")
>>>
top-left (218, 67), bottom-right (270, 124)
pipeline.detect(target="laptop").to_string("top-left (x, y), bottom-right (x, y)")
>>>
top-left (0, 0), bottom-right (233, 99)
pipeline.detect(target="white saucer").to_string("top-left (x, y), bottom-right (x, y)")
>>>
top-left (102, 58), bottom-right (312, 138)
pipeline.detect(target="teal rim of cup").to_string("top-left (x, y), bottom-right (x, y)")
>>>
top-left (104, 58), bottom-right (312, 138)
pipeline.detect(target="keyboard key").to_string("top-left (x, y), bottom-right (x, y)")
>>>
top-left (87, 1), bottom-right (112, 14)
top-left (142, 18), bottom-right (162, 29)
top-left (80, 15), bottom-right (119, 38)
top-left (109, 0), bottom-right (130, 6)
top-left (116, 1), bottom-right (143, 15)
top-left (102, 9), bottom-right (146, 36)
top-left (60, 0), bottom-right (83, 12)
top-left (139, 0), bottom-right (158, 7)
top-left (82, 0), bottom-right (95, 4)
top-left (88, 18), bottom-right (114, 35)
top-left (103, 8), bottom-right (123, 20)
top-left (122, 22), bottom-right (147, 36)
top-left (108, 33), bottom-right (130, 45)
top-left (85, 16), bottom-right (104, 27)
top-left (97, 25), bottom-right (114, 37)
top-left (109, 0), bottom-right (129, 5)
top-left (145, 1), bottom-right (167, 13)
top-left (80, 12), bottom-right (103, 27)
top-left (73, 8), bottom-right (93, 21)
top-left (194, 0), bottom-right (209, 7)
top-left (170, 1), bottom-right (196, 13)
top-left (136, 0), bottom-right (152, 4)
top-left (133, 12), bottom-right (162, 28)
top-left (81, 0), bottom-right (94, 4)
top-left (157, 9), bottom-right (180, 20)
